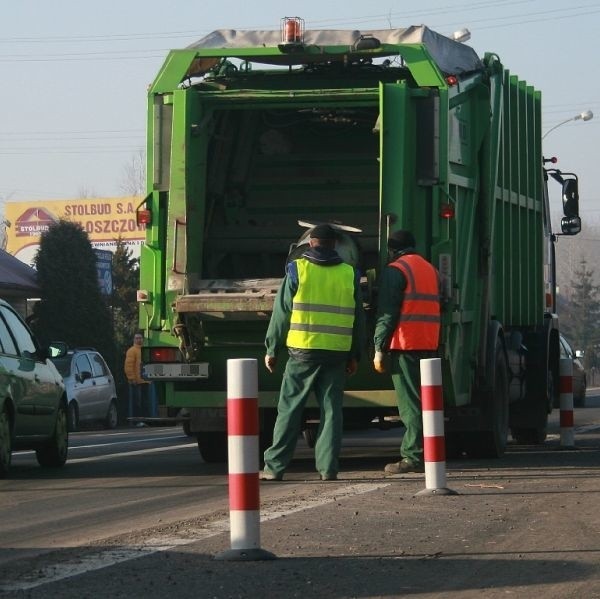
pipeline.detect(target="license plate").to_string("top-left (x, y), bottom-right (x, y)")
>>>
top-left (143, 362), bottom-right (209, 380)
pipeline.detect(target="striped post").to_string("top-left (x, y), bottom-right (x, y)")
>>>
top-left (215, 359), bottom-right (276, 561)
top-left (559, 357), bottom-right (575, 449)
top-left (416, 358), bottom-right (457, 497)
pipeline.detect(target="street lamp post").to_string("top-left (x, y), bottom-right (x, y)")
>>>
top-left (542, 110), bottom-right (594, 140)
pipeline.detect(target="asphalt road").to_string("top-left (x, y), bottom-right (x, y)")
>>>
top-left (1, 392), bottom-right (599, 598)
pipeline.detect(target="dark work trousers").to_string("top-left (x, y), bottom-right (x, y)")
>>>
top-left (389, 350), bottom-right (437, 465)
top-left (263, 356), bottom-right (346, 478)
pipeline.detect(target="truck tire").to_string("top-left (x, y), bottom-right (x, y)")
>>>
top-left (465, 339), bottom-right (509, 458)
top-left (302, 426), bottom-right (317, 449)
top-left (197, 431), bottom-right (228, 463)
top-left (511, 368), bottom-right (552, 445)
top-left (36, 403), bottom-right (69, 468)
top-left (511, 425), bottom-right (547, 445)
top-left (444, 432), bottom-right (464, 459)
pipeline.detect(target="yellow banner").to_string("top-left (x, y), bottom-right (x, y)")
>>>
top-left (3, 197), bottom-right (145, 266)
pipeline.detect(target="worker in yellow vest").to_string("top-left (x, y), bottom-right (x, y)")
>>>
top-left (261, 224), bottom-right (365, 481)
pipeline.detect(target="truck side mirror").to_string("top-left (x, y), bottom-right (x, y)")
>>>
top-left (561, 215), bottom-right (581, 236)
top-left (562, 178), bottom-right (579, 218)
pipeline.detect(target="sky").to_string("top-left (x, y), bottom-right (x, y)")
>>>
top-left (1, 1), bottom-right (599, 229)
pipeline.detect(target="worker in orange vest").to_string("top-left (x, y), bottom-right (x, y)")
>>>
top-left (373, 230), bottom-right (441, 474)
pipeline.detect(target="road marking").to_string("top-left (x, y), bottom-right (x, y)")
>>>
top-left (70, 435), bottom-right (188, 450)
top-left (66, 442), bottom-right (199, 463)
top-left (575, 424), bottom-right (600, 433)
top-left (0, 482), bottom-right (389, 592)
top-left (13, 436), bottom-right (192, 459)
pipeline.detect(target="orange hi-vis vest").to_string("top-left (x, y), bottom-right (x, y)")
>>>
top-left (387, 254), bottom-right (441, 351)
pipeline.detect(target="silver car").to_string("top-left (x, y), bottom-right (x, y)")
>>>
top-left (51, 348), bottom-right (118, 431)
top-left (559, 335), bottom-right (587, 408)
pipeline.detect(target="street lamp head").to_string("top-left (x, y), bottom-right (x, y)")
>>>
top-left (543, 109), bottom-right (594, 139)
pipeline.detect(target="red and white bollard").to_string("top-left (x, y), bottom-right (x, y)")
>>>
top-left (559, 357), bottom-right (575, 449)
top-left (215, 359), bottom-right (275, 561)
top-left (416, 358), bottom-right (457, 496)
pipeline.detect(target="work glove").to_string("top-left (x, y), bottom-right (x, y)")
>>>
top-left (346, 358), bottom-right (358, 376)
top-left (264, 354), bottom-right (276, 373)
top-left (373, 351), bottom-right (386, 373)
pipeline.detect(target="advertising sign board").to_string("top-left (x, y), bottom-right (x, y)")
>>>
top-left (3, 197), bottom-right (145, 267)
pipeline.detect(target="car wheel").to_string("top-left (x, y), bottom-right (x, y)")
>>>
top-left (574, 392), bottom-right (586, 408)
top-left (68, 402), bottom-right (79, 432)
top-left (0, 406), bottom-right (12, 478)
top-left (104, 400), bottom-right (118, 429)
top-left (36, 403), bottom-right (68, 468)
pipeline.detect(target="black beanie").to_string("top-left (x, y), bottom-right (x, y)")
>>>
top-left (387, 230), bottom-right (415, 251)
top-left (310, 224), bottom-right (337, 240)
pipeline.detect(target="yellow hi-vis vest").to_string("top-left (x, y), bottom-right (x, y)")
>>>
top-left (286, 259), bottom-right (356, 351)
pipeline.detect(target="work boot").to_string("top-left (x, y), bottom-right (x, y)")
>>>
top-left (384, 459), bottom-right (424, 474)
top-left (259, 469), bottom-right (283, 481)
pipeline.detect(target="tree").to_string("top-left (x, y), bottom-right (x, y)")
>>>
top-left (111, 238), bottom-right (140, 384)
top-left (31, 220), bottom-right (114, 367)
top-left (119, 149), bottom-right (146, 197)
top-left (559, 257), bottom-right (600, 370)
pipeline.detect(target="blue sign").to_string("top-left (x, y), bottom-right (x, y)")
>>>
top-left (94, 249), bottom-right (113, 295)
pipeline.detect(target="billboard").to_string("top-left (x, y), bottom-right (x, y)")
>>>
top-left (3, 197), bottom-right (145, 267)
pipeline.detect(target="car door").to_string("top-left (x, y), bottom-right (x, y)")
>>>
top-left (88, 352), bottom-right (113, 419)
top-left (73, 353), bottom-right (96, 423)
top-left (0, 305), bottom-right (59, 438)
top-left (0, 310), bottom-right (35, 436)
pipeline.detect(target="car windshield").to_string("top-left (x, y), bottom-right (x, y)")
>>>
top-left (51, 356), bottom-right (72, 377)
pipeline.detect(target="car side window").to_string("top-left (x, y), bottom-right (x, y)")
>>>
top-left (0, 306), bottom-right (37, 357)
top-left (0, 313), bottom-right (18, 356)
top-left (90, 353), bottom-right (108, 377)
top-left (75, 354), bottom-right (93, 376)
top-left (559, 340), bottom-right (567, 359)
top-left (561, 338), bottom-right (573, 359)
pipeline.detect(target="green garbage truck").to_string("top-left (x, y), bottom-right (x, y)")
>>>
top-left (136, 22), bottom-right (582, 462)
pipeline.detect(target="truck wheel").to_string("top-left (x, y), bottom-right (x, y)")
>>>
top-left (511, 426), bottom-right (547, 445)
top-left (0, 406), bottom-right (12, 478)
top-left (444, 432), bottom-right (464, 459)
top-left (302, 426), bottom-right (317, 448)
top-left (36, 403), bottom-right (69, 468)
top-left (465, 339), bottom-right (509, 458)
top-left (197, 431), bottom-right (228, 463)
top-left (511, 367), bottom-right (551, 445)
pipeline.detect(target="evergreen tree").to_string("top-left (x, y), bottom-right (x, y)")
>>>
top-left (560, 258), bottom-right (600, 370)
top-left (31, 219), bottom-right (114, 366)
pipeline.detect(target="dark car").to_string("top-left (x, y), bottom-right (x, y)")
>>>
top-left (559, 334), bottom-right (587, 408)
top-left (0, 299), bottom-right (68, 477)
top-left (50, 348), bottom-right (118, 431)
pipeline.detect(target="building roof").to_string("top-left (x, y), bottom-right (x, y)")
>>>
top-left (0, 248), bottom-right (39, 294)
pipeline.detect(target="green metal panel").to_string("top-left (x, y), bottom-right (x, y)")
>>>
top-left (379, 82), bottom-right (411, 265)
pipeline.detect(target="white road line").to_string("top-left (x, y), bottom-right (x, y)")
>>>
top-left (70, 435), bottom-right (188, 450)
top-left (66, 442), bottom-right (198, 463)
top-left (13, 436), bottom-right (191, 458)
top-left (575, 424), bottom-right (600, 433)
top-left (0, 482), bottom-right (389, 592)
